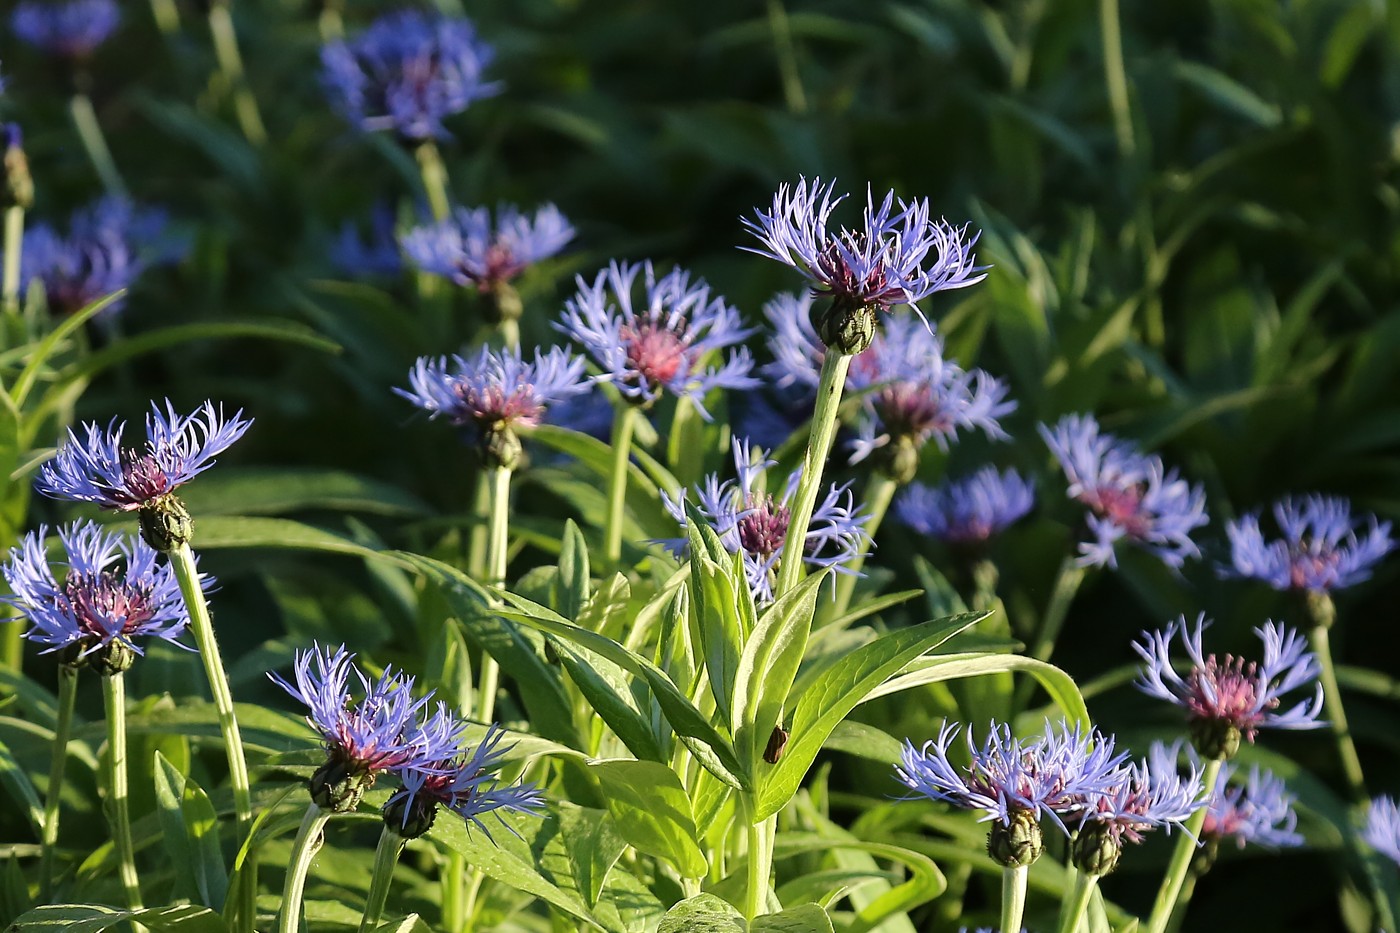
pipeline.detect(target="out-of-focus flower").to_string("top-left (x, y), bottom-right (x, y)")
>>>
top-left (1134, 614), bottom-right (1324, 759)
top-left (1364, 795), bottom-right (1400, 867)
top-left (330, 204), bottom-right (403, 278)
top-left (661, 438), bottom-right (868, 604)
top-left (401, 203), bottom-right (573, 296)
top-left (1225, 494), bottom-right (1394, 595)
top-left (1040, 413), bottom-right (1207, 570)
top-left (557, 260), bottom-right (758, 417)
top-left (895, 467), bottom-right (1035, 547)
top-left (12, 0), bottom-right (119, 58)
top-left (321, 10), bottom-right (499, 141)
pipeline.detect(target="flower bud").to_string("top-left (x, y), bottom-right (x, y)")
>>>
top-left (810, 295), bottom-right (877, 356)
top-left (1189, 718), bottom-right (1242, 762)
top-left (1071, 821), bottom-right (1123, 876)
top-left (139, 495), bottom-right (194, 553)
top-left (986, 808), bottom-right (1043, 868)
top-left (310, 755), bottom-right (377, 813)
top-left (90, 640), bottom-right (136, 676)
top-left (383, 795), bottom-right (437, 840)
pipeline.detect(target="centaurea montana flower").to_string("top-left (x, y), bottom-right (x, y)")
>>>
top-left (557, 260), bottom-right (758, 417)
top-left (1364, 795), bottom-right (1400, 868)
top-left (330, 203), bottom-right (404, 279)
top-left (387, 721), bottom-right (544, 839)
top-left (1153, 739), bottom-right (1303, 853)
top-left (895, 467), bottom-right (1035, 548)
top-left (1224, 494), bottom-right (1394, 596)
top-left (11, 0), bottom-right (119, 58)
top-left (895, 720), bottom-right (1126, 867)
top-left (1067, 746), bottom-right (1205, 875)
top-left (743, 177), bottom-right (986, 353)
top-left (660, 438), bottom-right (868, 604)
top-left (321, 10), bottom-right (499, 142)
top-left (2, 521), bottom-right (205, 672)
top-left (1134, 614), bottom-right (1324, 759)
top-left (401, 203), bottom-right (573, 302)
top-left (1040, 413), bottom-right (1208, 570)
top-left (272, 643), bottom-right (452, 811)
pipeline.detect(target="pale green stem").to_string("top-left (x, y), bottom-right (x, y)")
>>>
top-left (39, 664), bottom-right (79, 902)
top-left (765, 0), bottom-right (807, 114)
top-left (358, 827), bottom-right (407, 933)
top-left (0, 608), bottom-right (21, 674)
top-left (1057, 868), bottom-right (1100, 933)
top-left (604, 405), bottom-right (638, 564)
top-left (69, 93), bottom-right (127, 199)
top-left (1145, 757), bottom-right (1222, 933)
top-left (3, 205), bottom-right (24, 315)
top-left (1016, 555), bottom-right (1087, 709)
top-left (468, 469), bottom-right (490, 581)
top-left (475, 464), bottom-right (511, 723)
top-left (744, 809), bottom-right (775, 920)
top-left (102, 672), bottom-right (143, 910)
top-left (499, 315), bottom-right (520, 350)
top-left (460, 869), bottom-right (486, 932)
top-left (416, 141), bottom-right (452, 222)
top-left (149, 0), bottom-right (179, 35)
top-left (277, 804), bottom-right (330, 933)
top-left (318, 5), bottom-right (344, 42)
top-left (443, 853), bottom-right (467, 931)
top-left (1099, 0), bottom-right (1135, 158)
top-left (1310, 624), bottom-right (1367, 800)
top-left (774, 351), bottom-right (852, 598)
top-left (1001, 865), bottom-right (1028, 933)
top-left (208, 2), bottom-right (268, 146)
top-left (1163, 869), bottom-right (1199, 933)
top-left (830, 471), bottom-right (898, 619)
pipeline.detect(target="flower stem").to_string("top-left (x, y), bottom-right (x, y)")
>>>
top-left (1000, 864), bottom-right (1028, 933)
top-left (415, 141), bottom-right (452, 222)
top-left (1015, 555), bottom-right (1087, 709)
top-left (764, 0), bottom-right (807, 114)
top-left (207, 1), bottom-right (268, 146)
top-left (39, 664), bottom-right (79, 902)
top-left (604, 404), bottom-right (638, 564)
top-left (775, 350), bottom-right (853, 599)
top-left (476, 464), bottom-right (512, 723)
top-left (1057, 868), bottom-right (1100, 933)
top-left (1099, 0), bottom-right (1135, 158)
top-left (1309, 624), bottom-right (1368, 800)
top-left (744, 810), bottom-right (775, 920)
top-left (829, 471), bottom-right (898, 619)
top-left (277, 804), bottom-right (330, 933)
top-left (1145, 757), bottom-right (1222, 933)
top-left (1163, 868), bottom-right (1200, 933)
top-left (148, 0), bottom-right (179, 35)
top-left (442, 855), bottom-right (467, 932)
top-left (102, 672), bottom-right (142, 910)
top-left (358, 827), bottom-right (406, 933)
top-left (3, 204), bottom-right (24, 315)
top-left (69, 93), bottom-right (127, 199)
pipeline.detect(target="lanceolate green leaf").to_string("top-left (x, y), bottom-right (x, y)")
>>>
top-left (152, 753), bottom-right (228, 911)
top-left (9, 291), bottom-right (124, 410)
top-left (0, 734), bottom-right (44, 838)
top-left (590, 759), bottom-right (708, 879)
top-left (863, 653), bottom-right (1091, 728)
top-left (557, 519), bottom-right (592, 623)
top-left (556, 643), bottom-right (667, 762)
top-left (6, 904), bottom-right (229, 933)
top-left (755, 612), bottom-right (986, 820)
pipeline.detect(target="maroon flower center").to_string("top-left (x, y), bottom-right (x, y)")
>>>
top-left (621, 322), bottom-right (690, 389)
top-left (1287, 543), bottom-right (1340, 590)
top-left (813, 235), bottom-right (902, 308)
top-left (736, 494), bottom-right (791, 557)
top-left (874, 383), bottom-right (951, 441)
top-left (62, 570), bottom-right (155, 640)
top-left (460, 384), bottom-right (544, 429)
top-left (1082, 484), bottom-right (1150, 537)
top-left (119, 451), bottom-right (175, 508)
top-left (1185, 654), bottom-right (1272, 735)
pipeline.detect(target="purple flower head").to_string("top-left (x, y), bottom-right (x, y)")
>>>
top-left (401, 203), bottom-right (574, 294)
top-left (1225, 495), bottom-right (1394, 594)
top-left (12, 0), bottom-right (119, 58)
top-left (398, 346), bottom-right (590, 436)
top-left (388, 722), bottom-right (544, 838)
top-left (1364, 796), bottom-right (1400, 867)
top-left (1073, 748), bottom-right (1205, 848)
top-left (36, 400), bottom-right (251, 512)
top-left (1134, 614), bottom-right (1324, 758)
top-left (1207, 764), bottom-right (1303, 850)
top-left (743, 177), bottom-right (987, 319)
top-left (557, 260), bottom-right (759, 417)
top-left (330, 204), bottom-right (403, 279)
top-left (1039, 414), bottom-right (1208, 570)
top-left (762, 291), bottom-right (826, 394)
top-left (661, 438), bottom-right (869, 604)
top-left (895, 720), bottom-right (1127, 831)
top-left (1, 521), bottom-right (202, 659)
top-left (896, 467), bottom-right (1035, 547)
top-left (321, 10), bottom-right (499, 141)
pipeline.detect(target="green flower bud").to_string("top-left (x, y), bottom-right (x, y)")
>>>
top-left (1071, 822), bottom-right (1123, 877)
top-left (139, 495), bottom-right (194, 553)
top-left (810, 295), bottom-right (878, 356)
top-left (986, 808), bottom-right (1044, 868)
top-left (310, 755), bottom-right (377, 813)
top-left (1190, 718), bottom-right (1241, 762)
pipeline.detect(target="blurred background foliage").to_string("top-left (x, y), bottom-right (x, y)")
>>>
top-left (5, 0), bottom-right (1400, 929)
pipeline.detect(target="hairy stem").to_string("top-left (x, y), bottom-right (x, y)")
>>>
top-left (39, 664), bottom-right (79, 901)
top-left (1146, 757), bottom-right (1222, 933)
top-left (476, 464), bottom-right (512, 723)
top-left (358, 827), bottom-right (407, 933)
top-left (277, 804), bottom-right (330, 933)
top-left (1057, 868), bottom-right (1100, 933)
top-left (1001, 865), bottom-right (1028, 933)
top-left (744, 811), bottom-right (775, 920)
top-left (102, 672), bottom-right (143, 910)
top-left (604, 405), bottom-right (638, 564)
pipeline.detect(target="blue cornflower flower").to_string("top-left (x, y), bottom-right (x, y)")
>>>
top-left (387, 721), bottom-right (544, 839)
top-left (1134, 614), bottom-right (1324, 759)
top-left (743, 177), bottom-right (987, 321)
top-left (11, 0), bottom-right (119, 58)
top-left (1069, 747), bottom-right (1205, 873)
top-left (401, 203), bottom-right (573, 296)
top-left (557, 260), bottom-right (758, 417)
top-left (36, 400), bottom-right (251, 513)
top-left (1206, 764), bottom-right (1303, 850)
top-left (1040, 413), bottom-right (1208, 570)
top-left (761, 291), bottom-right (826, 394)
top-left (321, 10), bottom-right (499, 141)
top-left (1224, 494), bottom-right (1394, 595)
top-left (1364, 796), bottom-right (1400, 867)
top-left (661, 438), bottom-right (868, 604)
top-left (330, 204), bottom-right (403, 279)
top-left (895, 467), bottom-right (1035, 547)
top-left (1, 521), bottom-right (203, 666)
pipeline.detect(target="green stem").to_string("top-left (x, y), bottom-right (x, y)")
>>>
top-left (170, 542), bottom-right (255, 931)
top-left (3, 204), bottom-right (24, 315)
top-left (416, 141), bottom-right (452, 222)
top-left (460, 868), bottom-right (486, 932)
top-left (277, 804), bottom-right (330, 933)
top-left (1145, 757), bottom-right (1222, 933)
top-left (499, 315), bottom-right (520, 350)
top-left (830, 471), bottom-right (898, 619)
top-left (476, 464), bottom-right (512, 723)
top-left (1310, 624), bottom-right (1368, 800)
top-left (102, 672), bottom-right (142, 910)
top-left (69, 93), bottom-right (127, 199)
top-left (1163, 868), bottom-right (1199, 933)
top-left (744, 810), bottom-right (775, 920)
top-left (1057, 868), bottom-right (1099, 933)
top-left (149, 0), bottom-right (179, 35)
top-left (39, 664), bottom-right (79, 902)
top-left (1000, 865), bottom-right (1028, 933)
top-left (775, 350), bottom-right (853, 599)
top-left (318, 0), bottom-right (344, 41)
top-left (765, 0), bottom-right (807, 114)
top-left (604, 405), bottom-right (638, 564)
top-left (1099, 0), bottom-right (1135, 158)
top-left (358, 827), bottom-right (406, 933)
top-left (442, 853), bottom-right (467, 931)
top-left (208, 2), bottom-right (268, 146)
top-left (1026, 555), bottom-right (1087, 662)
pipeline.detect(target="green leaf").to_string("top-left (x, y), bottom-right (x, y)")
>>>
top-left (178, 468), bottom-right (428, 518)
top-left (528, 425), bottom-right (675, 536)
top-left (78, 702), bottom-right (313, 755)
top-left (556, 643), bottom-right (667, 762)
top-left (751, 902), bottom-right (837, 933)
top-left (152, 753), bottom-right (228, 911)
top-left (191, 516), bottom-right (384, 558)
top-left (1172, 60), bottom-right (1281, 128)
top-left (590, 759), bottom-right (708, 878)
top-left (556, 519), bottom-right (591, 623)
top-left (555, 803), bottom-right (627, 909)
top-left (371, 916), bottom-right (432, 933)
top-left (658, 894), bottom-right (744, 933)
top-left (9, 291), bottom-right (124, 409)
top-left (0, 734), bottom-right (44, 838)
top-left (755, 612), bottom-right (986, 819)
top-left (865, 652), bottom-right (1091, 728)
top-left (6, 904), bottom-right (229, 933)
top-left (693, 556), bottom-right (745, 731)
